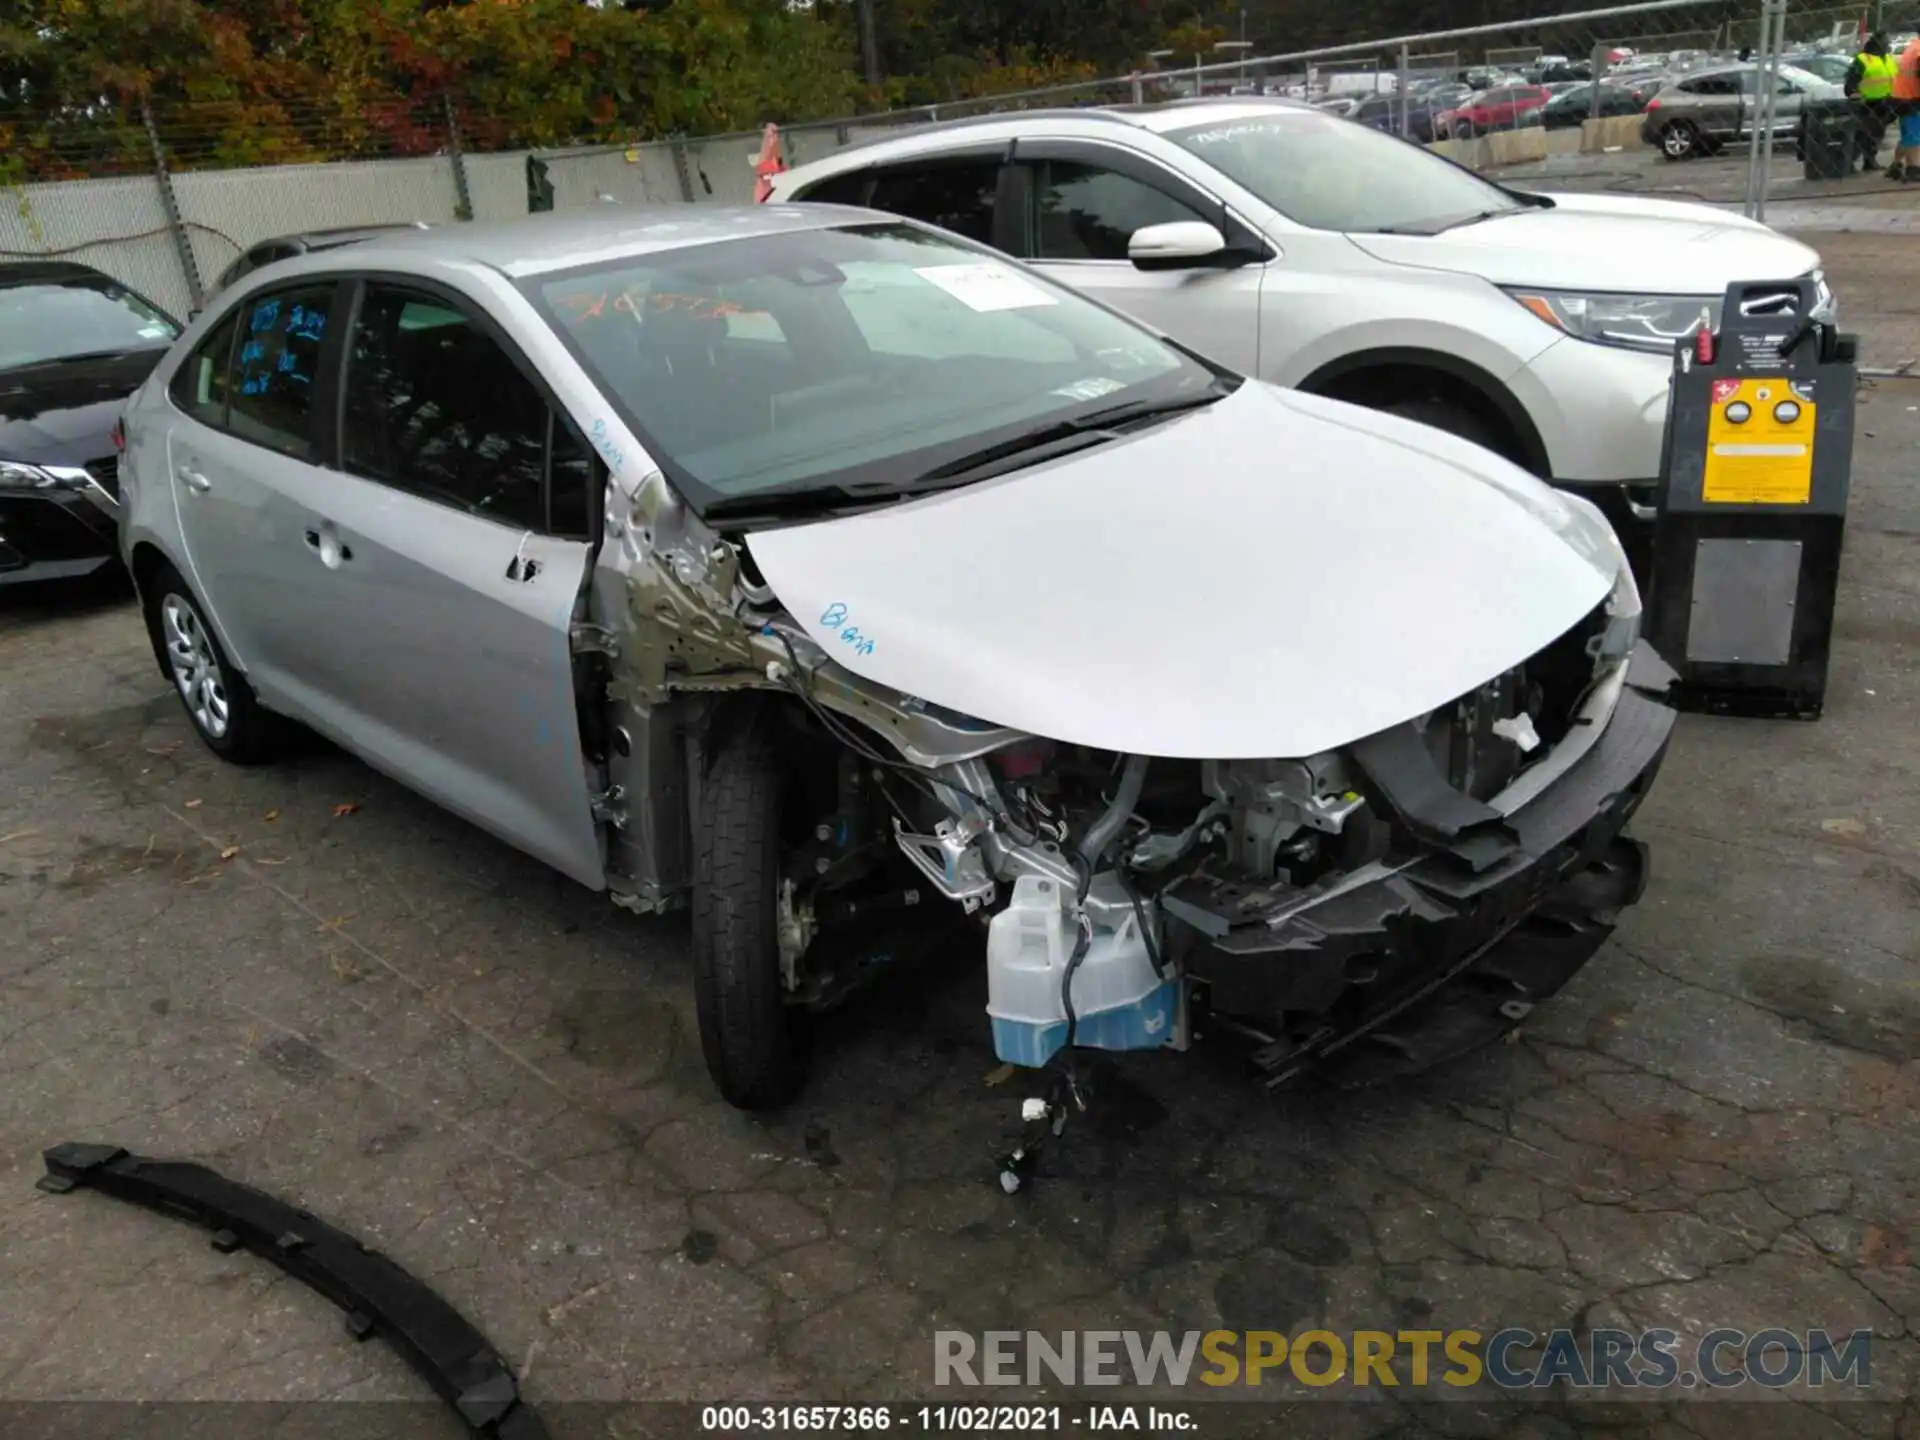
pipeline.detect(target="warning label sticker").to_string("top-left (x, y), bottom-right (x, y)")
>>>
top-left (1702, 376), bottom-right (1815, 505)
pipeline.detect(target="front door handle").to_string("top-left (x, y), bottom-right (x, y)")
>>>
top-left (303, 523), bottom-right (353, 568)
top-left (179, 468), bottom-right (211, 493)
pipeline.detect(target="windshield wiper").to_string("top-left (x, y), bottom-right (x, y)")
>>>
top-left (917, 382), bottom-right (1234, 484)
top-left (706, 381), bottom-right (1234, 522)
top-left (38, 346), bottom-right (158, 365)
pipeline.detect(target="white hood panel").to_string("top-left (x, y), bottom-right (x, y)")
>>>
top-left (746, 383), bottom-right (1617, 760)
top-left (1348, 193), bottom-right (1820, 294)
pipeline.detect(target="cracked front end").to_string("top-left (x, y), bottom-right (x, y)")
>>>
top-left (591, 461), bottom-right (1673, 1089)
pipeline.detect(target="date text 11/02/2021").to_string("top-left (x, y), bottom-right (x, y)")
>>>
top-left (701, 1407), bottom-right (1189, 1431)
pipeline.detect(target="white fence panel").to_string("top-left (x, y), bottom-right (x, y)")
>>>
top-left (172, 156), bottom-right (461, 299)
top-left (1, 175), bottom-right (192, 321)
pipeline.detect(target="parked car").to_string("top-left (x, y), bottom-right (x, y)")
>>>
top-left (1312, 96), bottom-right (1359, 117)
top-left (118, 207), bottom-right (1676, 1107)
top-left (1351, 92), bottom-right (1451, 142)
top-left (1781, 51), bottom-right (1853, 87)
top-left (1542, 81), bottom-right (1653, 128)
top-left (769, 98), bottom-right (1825, 546)
top-left (0, 261), bottom-right (179, 585)
top-left (210, 223), bottom-right (433, 298)
top-left (1437, 84), bottom-right (1552, 136)
top-left (1640, 62), bottom-right (1840, 159)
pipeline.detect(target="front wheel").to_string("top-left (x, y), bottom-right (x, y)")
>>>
top-left (691, 721), bottom-right (802, 1109)
top-left (1378, 396), bottom-right (1501, 455)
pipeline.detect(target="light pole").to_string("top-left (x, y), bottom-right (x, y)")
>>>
top-left (1215, 39), bottom-right (1253, 91)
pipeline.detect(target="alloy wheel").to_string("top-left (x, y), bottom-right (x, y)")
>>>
top-left (161, 593), bottom-right (230, 740)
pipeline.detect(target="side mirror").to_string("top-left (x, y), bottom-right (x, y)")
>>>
top-left (1128, 221), bottom-right (1233, 271)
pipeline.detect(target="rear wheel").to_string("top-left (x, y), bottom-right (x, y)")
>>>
top-left (144, 561), bottom-right (280, 764)
top-left (691, 720), bottom-right (802, 1109)
top-left (1658, 120), bottom-right (1701, 160)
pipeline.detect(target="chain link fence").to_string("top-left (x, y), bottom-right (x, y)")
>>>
top-left (4, 0), bottom-right (1911, 324)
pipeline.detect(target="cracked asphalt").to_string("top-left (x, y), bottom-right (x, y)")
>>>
top-left (2, 250), bottom-right (1917, 1439)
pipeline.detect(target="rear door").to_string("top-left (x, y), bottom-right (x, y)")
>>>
top-left (163, 280), bottom-right (345, 702)
top-left (279, 276), bottom-right (607, 888)
top-left (1006, 140), bottom-right (1266, 378)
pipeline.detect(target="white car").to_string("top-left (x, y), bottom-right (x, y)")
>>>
top-left (769, 98), bottom-right (1825, 540)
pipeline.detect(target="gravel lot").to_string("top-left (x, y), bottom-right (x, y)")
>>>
top-left (2, 216), bottom-right (1916, 1438)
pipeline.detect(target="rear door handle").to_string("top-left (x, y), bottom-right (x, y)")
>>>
top-left (179, 468), bottom-right (211, 493)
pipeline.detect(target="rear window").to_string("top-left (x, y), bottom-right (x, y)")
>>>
top-left (0, 275), bottom-right (178, 370)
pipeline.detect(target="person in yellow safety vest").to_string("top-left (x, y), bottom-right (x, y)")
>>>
top-left (1891, 26), bottom-right (1920, 182)
top-left (1845, 33), bottom-right (1898, 172)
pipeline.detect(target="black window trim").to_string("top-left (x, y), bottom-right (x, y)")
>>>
top-left (329, 270), bottom-right (602, 544)
top-left (166, 304), bottom-right (243, 432)
top-left (167, 278), bottom-right (347, 463)
top-left (1006, 136), bottom-right (1274, 265)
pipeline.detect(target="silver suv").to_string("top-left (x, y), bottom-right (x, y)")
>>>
top-left (1640, 61), bottom-right (1839, 159)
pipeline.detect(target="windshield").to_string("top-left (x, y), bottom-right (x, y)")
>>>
top-left (525, 223), bottom-right (1215, 515)
top-left (1167, 112), bottom-right (1527, 234)
top-left (0, 276), bottom-right (179, 370)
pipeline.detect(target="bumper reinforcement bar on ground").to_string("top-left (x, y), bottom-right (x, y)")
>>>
top-left (37, 1143), bottom-right (548, 1439)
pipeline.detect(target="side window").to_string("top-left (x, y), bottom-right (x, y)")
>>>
top-left (865, 160), bottom-right (1000, 244)
top-left (227, 285), bottom-right (333, 458)
top-left (168, 308), bottom-right (240, 428)
top-left (1032, 160), bottom-right (1206, 262)
top-left (341, 283), bottom-right (579, 536)
top-left (795, 170), bottom-right (873, 206)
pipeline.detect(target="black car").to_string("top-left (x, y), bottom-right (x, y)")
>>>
top-left (211, 222), bottom-right (432, 297)
top-left (1542, 81), bottom-right (1653, 128)
top-left (0, 262), bottom-right (180, 586)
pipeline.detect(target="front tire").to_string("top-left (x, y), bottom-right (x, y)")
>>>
top-left (691, 721), bottom-right (802, 1109)
top-left (1379, 396), bottom-right (1501, 454)
top-left (145, 562), bottom-right (279, 764)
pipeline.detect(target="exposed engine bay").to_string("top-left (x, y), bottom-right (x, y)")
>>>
top-left (589, 467), bottom-right (1671, 1100)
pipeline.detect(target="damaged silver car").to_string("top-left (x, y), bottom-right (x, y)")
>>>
top-left (118, 206), bottom-right (1675, 1108)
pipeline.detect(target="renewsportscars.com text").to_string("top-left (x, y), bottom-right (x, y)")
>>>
top-left (934, 1328), bottom-right (1873, 1390)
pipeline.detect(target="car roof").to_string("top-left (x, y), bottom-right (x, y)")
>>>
top-left (0, 259), bottom-right (115, 288)
top-left (268, 223), bottom-right (432, 252)
top-left (776, 97), bottom-right (1329, 181)
top-left (323, 203), bottom-right (888, 279)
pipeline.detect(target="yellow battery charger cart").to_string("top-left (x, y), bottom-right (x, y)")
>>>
top-left (1644, 277), bottom-right (1857, 719)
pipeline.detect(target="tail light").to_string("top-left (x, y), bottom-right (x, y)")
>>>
top-left (1645, 98), bottom-right (1661, 110)
top-left (110, 418), bottom-right (126, 452)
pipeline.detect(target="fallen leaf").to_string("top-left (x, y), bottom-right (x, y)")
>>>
top-left (332, 802), bottom-right (360, 818)
top-left (1821, 818), bottom-right (1867, 837)
top-left (219, 846), bottom-right (240, 860)
top-left (263, 808), bottom-right (280, 822)
top-left (984, 1062), bottom-right (1017, 1087)
top-left (184, 798), bottom-right (204, 810)
top-left (330, 953), bottom-right (367, 984)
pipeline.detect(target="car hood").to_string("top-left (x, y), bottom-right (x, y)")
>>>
top-left (1346, 192), bottom-right (1820, 293)
top-left (0, 349), bottom-right (164, 465)
top-left (745, 382), bottom-right (1619, 760)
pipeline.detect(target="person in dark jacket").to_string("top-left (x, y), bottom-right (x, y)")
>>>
top-left (1846, 32), bottom-right (1898, 172)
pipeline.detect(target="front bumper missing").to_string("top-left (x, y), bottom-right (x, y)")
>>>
top-left (37, 1143), bottom-right (548, 1439)
top-left (1166, 662), bottom-right (1676, 1089)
